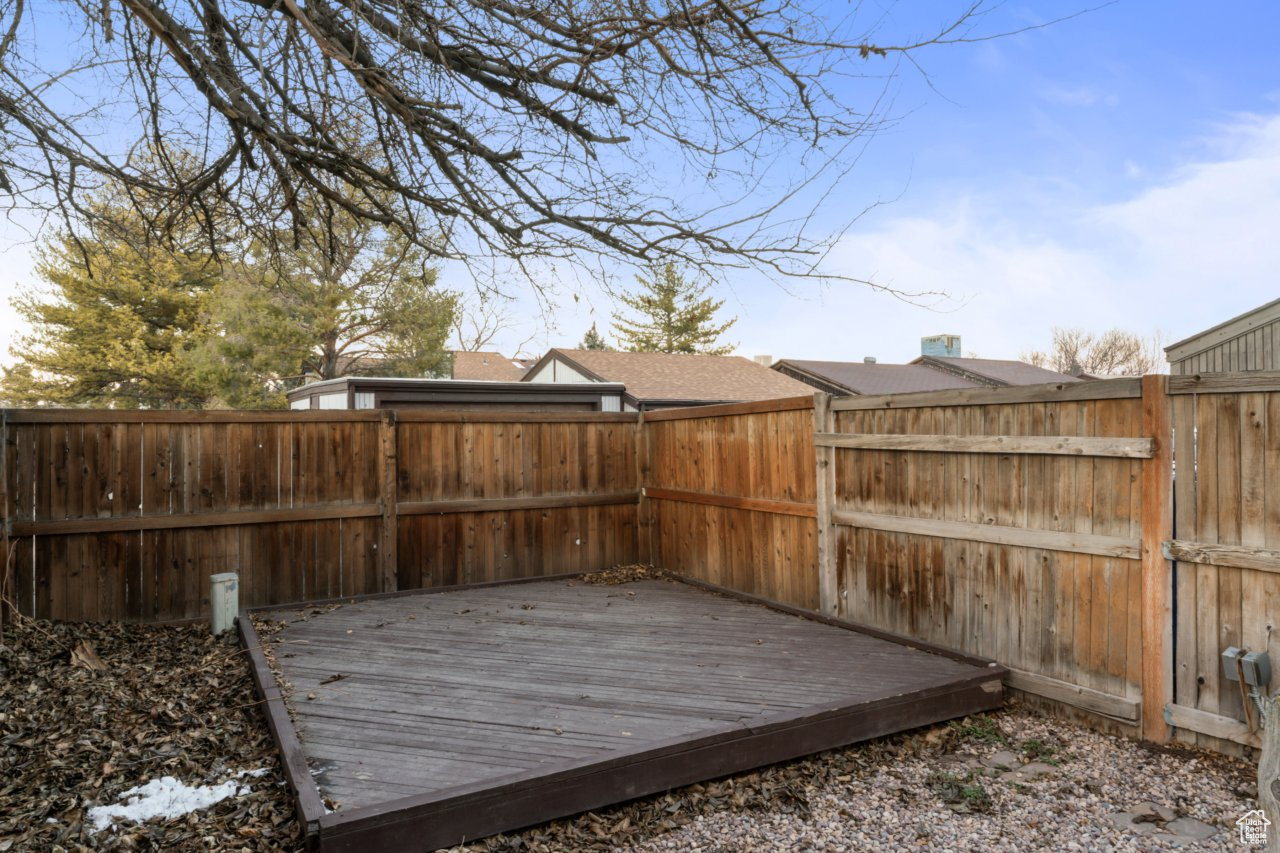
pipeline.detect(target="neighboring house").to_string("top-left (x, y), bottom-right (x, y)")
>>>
top-left (911, 355), bottom-right (1081, 387)
top-left (450, 351), bottom-right (534, 382)
top-left (1165, 297), bottom-right (1280, 375)
top-left (773, 335), bottom-right (1079, 396)
top-left (521, 349), bottom-right (814, 411)
top-left (287, 377), bottom-right (626, 412)
top-left (773, 359), bottom-right (981, 396)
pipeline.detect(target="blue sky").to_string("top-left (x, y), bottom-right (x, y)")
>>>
top-left (474, 1), bottom-right (1280, 364)
top-left (3, 1), bottom-right (1279, 368)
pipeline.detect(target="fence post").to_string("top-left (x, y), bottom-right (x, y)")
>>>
top-left (814, 393), bottom-right (837, 616)
top-left (0, 410), bottom-right (9, 635)
top-left (635, 412), bottom-right (651, 566)
top-left (378, 410), bottom-right (399, 594)
top-left (1140, 374), bottom-right (1173, 743)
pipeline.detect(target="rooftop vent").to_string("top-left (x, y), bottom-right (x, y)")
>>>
top-left (754, 355), bottom-right (773, 367)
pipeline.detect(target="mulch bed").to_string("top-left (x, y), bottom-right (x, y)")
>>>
top-left (0, 614), bottom-right (298, 851)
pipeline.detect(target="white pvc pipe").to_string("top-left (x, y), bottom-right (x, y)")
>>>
top-left (210, 572), bottom-right (240, 635)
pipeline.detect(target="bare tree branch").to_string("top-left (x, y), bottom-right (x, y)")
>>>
top-left (0, 0), bottom-right (1054, 291)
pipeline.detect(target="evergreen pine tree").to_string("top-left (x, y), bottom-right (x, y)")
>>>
top-left (579, 322), bottom-right (610, 350)
top-left (610, 263), bottom-right (736, 354)
top-left (4, 205), bottom-right (222, 408)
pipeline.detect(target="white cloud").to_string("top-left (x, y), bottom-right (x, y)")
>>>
top-left (732, 112), bottom-right (1280, 364)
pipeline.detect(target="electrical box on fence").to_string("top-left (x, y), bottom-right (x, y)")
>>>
top-left (1222, 646), bottom-right (1271, 689)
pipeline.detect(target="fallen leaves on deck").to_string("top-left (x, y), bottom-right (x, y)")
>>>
top-left (579, 564), bottom-right (671, 585)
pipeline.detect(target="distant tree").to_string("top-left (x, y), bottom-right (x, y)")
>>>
top-left (611, 264), bottom-right (737, 355)
top-left (579, 323), bottom-right (611, 351)
top-left (1022, 328), bottom-right (1165, 377)
top-left (199, 203), bottom-right (460, 408)
top-left (3, 202), bottom-right (221, 408)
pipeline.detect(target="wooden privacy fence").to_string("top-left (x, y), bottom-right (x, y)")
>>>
top-left (811, 378), bottom-right (1172, 741)
top-left (640, 397), bottom-right (818, 610)
top-left (0, 409), bottom-right (639, 622)
top-left (6, 374), bottom-right (1280, 753)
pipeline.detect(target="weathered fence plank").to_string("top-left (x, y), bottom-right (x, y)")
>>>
top-left (641, 398), bottom-right (818, 610)
top-left (816, 383), bottom-right (1155, 736)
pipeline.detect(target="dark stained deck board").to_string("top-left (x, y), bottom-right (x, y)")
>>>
top-left (248, 577), bottom-right (1004, 851)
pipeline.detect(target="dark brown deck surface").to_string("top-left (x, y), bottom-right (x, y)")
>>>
top-left (246, 578), bottom-right (1004, 851)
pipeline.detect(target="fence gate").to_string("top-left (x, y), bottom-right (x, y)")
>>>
top-left (1164, 372), bottom-right (1280, 752)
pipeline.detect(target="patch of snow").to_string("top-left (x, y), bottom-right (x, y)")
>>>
top-left (87, 774), bottom-right (254, 832)
top-left (237, 768), bottom-right (270, 779)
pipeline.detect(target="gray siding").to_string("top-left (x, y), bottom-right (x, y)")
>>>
top-left (1170, 318), bottom-right (1280, 375)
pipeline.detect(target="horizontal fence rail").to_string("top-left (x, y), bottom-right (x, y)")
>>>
top-left (813, 432), bottom-right (1155, 458)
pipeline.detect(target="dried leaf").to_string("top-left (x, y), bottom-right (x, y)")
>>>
top-left (70, 640), bottom-right (107, 671)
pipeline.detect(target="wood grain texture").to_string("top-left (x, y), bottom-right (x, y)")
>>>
top-left (249, 578), bottom-right (1003, 852)
top-left (831, 510), bottom-right (1141, 560)
top-left (1004, 667), bottom-right (1140, 723)
top-left (825, 390), bottom-right (1148, 735)
top-left (1168, 371), bottom-right (1280, 395)
top-left (814, 432), bottom-right (1154, 458)
top-left (1163, 540), bottom-right (1280, 574)
top-left (641, 399), bottom-right (818, 609)
top-left (5, 413), bottom-right (641, 621)
top-left (813, 394), bottom-right (837, 615)
top-left (1164, 703), bottom-right (1262, 748)
top-left (1167, 386), bottom-right (1280, 754)
top-left (643, 487), bottom-right (815, 518)
top-left (1140, 375), bottom-right (1173, 742)
top-left (640, 395), bottom-right (814, 422)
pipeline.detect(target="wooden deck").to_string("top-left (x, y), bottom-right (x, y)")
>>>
top-left (242, 576), bottom-right (1005, 852)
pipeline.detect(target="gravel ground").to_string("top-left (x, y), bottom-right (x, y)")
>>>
top-left (626, 711), bottom-right (1256, 852)
top-left (457, 706), bottom-right (1257, 853)
top-left (1, 611), bottom-right (1260, 852)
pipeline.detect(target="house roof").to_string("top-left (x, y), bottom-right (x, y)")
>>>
top-left (917, 356), bottom-right (1081, 386)
top-left (529, 349), bottom-right (813, 404)
top-left (1164, 297), bottom-right (1280, 362)
top-left (776, 360), bottom-right (982, 396)
top-left (451, 351), bottom-right (532, 382)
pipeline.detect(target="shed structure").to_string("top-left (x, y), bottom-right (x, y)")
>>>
top-left (1165, 297), bottom-right (1280, 374)
top-left (286, 377), bottom-right (626, 412)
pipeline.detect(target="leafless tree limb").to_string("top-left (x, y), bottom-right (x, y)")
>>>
top-left (0, 0), bottom-right (1057, 291)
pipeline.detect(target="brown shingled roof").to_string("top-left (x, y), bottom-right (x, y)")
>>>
top-left (530, 349), bottom-right (813, 404)
top-left (451, 351), bottom-right (531, 382)
top-left (917, 356), bottom-right (1081, 386)
top-left (777, 360), bottom-right (983, 395)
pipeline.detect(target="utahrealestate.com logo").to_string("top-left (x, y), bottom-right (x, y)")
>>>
top-left (1237, 809), bottom-right (1271, 845)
